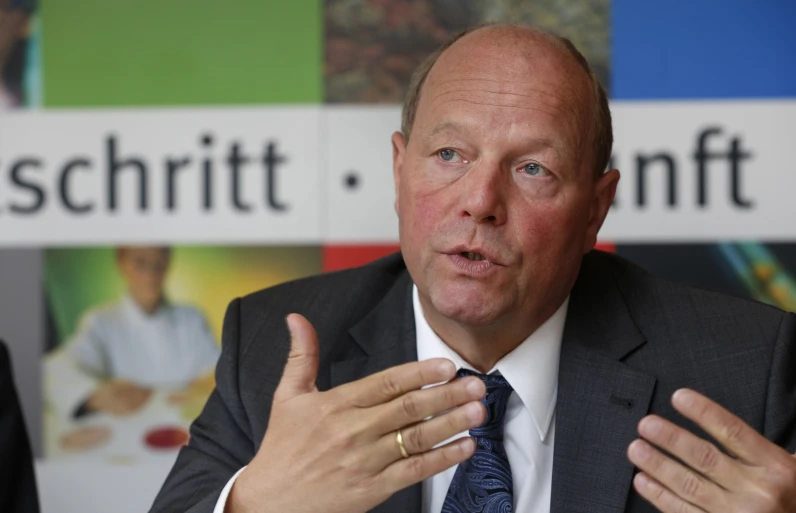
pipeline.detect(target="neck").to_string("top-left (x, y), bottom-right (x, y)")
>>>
top-left (132, 295), bottom-right (163, 316)
top-left (419, 295), bottom-right (565, 373)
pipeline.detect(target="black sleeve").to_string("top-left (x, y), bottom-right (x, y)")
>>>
top-left (763, 312), bottom-right (796, 452)
top-left (0, 340), bottom-right (40, 513)
top-left (149, 299), bottom-right (256, 513)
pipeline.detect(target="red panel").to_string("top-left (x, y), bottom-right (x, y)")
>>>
top-left (323, 244), bottom-right (401, 272)
top-left (595, 242), bottom-right (616, 253)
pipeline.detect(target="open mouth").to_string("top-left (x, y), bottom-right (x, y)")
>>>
top-left (461, 251), bottom-right (486, 262)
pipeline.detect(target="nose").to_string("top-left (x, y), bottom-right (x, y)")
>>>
top-left (459, 160), bottom-right (508, 225)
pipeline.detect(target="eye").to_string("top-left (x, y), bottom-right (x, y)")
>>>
top-left (438, 149), bottom-right (458, 162)
top-left (521, 162), bottom-right (548, 176)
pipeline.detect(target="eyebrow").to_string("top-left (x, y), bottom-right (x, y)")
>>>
top-left (423, 121), bottom-right (570, 161)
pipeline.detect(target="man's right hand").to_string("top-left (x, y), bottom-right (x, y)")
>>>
top-left (227, 313), bottom-right (487, 513)
top-left (86, 379), bottom-right (152, 416)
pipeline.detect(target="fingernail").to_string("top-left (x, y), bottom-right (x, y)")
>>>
top-left (465, 378), bottom-right (485, 397)
top-left (437, 359), bottom-right (455, 376)
top-left (634, 473), bottom-right (652, 490)
top-left (672, 388), bottom-right (694, 407)
top-left (459, 437), bottom-right (475, 454)
top-left (465, 401), bottom-right (482, 422)
top-left (630, 440), bottom-right (650, 460)
top-left (639, 416), bottom-right (661, 436)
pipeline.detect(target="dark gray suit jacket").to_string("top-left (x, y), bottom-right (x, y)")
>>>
top-left (150, 251), bottom-right (796, 513)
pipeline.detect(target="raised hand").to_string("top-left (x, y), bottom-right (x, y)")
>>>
top-left (226, 313), bottom-right (487, 513)
top-left (628, 389), bottom-right (796, 512)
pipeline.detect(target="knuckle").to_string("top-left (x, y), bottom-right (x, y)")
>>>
top-left (440, 385), bottom-right (456, 408)
top-left (722, 418), bottom-right (745, 443)
top-left (381, 373), bottom-right (403, 398)
top-left (318, 400), bottom-right (338, 417)
top-left (329, 430), bottom-right (353, 451)
top-left (663, 426), bottom-right (679, 447)
top-left (675, 499), bottom-right (692, 513)
top-left (695, 443), bottom-right (720, 472)
top-left (680, 471), bottom-right (702, 500)
top-left (407, 424), bottom-right (425, 452)
top-left (401, 394), bottom-right (420, 419)
top-left (407, 456), bottom-right (426, 480)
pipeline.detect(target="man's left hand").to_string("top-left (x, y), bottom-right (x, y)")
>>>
top-left (628, 388), bottom-right (796, 512)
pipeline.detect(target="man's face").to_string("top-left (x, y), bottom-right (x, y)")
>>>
top-left (118, 247), bottom-right (170, 310)
top-left (393, 28), bottom-right (617, 333)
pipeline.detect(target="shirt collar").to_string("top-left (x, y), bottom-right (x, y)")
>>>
top-left (413, 285), bottom-right (568, 442)
top-left (122, 293), bottom-right (169, 321)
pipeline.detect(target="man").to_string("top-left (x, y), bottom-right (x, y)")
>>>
top-left (150, 24), bottom-right (796, 513)
top-left (48, 246), bottom-right (220, 419)
top-left (0, 340), bottom-right (39, 513)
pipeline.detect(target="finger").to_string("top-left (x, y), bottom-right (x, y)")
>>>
top-left (370, 400), bottom-right (485, 470)
top-left (637, 415), bottom-right (739, 490)
top-left (370, 376), bottom-right (485, 434)
top-left (274, 314), bottom-right (320, 401)
top-left (628, 439), bottom-right (725, 512)
top-left (380, 437), bottom-right (476, 492)
top-left (672, 389), bottom-right (778, 465)
top-left (633, 472), bottom-right (707, 513)
top-left (338, 358), bottom-right (457, 408)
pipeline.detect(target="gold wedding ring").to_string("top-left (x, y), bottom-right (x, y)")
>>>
top-left (395, 429), bottom-right (410, 459)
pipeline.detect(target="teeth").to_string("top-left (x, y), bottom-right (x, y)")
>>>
top-left (463, 252), bottom-right (485, 261)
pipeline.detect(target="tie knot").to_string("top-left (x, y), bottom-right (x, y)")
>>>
top-left (457, 369), bottom-right (513, 440)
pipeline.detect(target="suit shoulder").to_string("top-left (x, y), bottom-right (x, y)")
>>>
top-left (585, 250), bottom-right (787, 336)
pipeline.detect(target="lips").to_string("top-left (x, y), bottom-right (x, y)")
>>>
top-left (461, 251), bottom-right (486, 262)
top-left (447, 245), bottom-right (503, 266)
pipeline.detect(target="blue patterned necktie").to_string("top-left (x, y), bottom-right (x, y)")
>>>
top-left (442, 369), bottom-right (514, 513)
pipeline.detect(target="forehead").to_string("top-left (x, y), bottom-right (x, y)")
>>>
top-left (122, 247), bottom-right (169, 260)
top-left (414, 29), bottom-right (592, 154)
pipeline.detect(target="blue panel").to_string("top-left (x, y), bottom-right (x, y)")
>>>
top-left (612, 0), bottom-right (796, 99)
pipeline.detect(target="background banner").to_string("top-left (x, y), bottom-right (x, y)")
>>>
top-left (0, 1), bottom-right (794, 512)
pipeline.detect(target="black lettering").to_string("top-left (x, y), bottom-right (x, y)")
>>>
top-left (693, 127), bottom-right (723, 207)
top-left (165, 157), bottom-right (191, 211)
top-left (635, 153), bottom-right (677, 207)
top-left (201, 134), bottom-right (213, 210)
top-left (9, 158), bottom-right (45, 214)
top-left (107, 135), bottom-right (148, 211)
top-left (728, 137), bottom-right (754, 208)
top-left (227, 142), bottom-right (252, 212)
top-left (263, 141), bottom-right (288, 211)
top-left (59, 158), bottom-right (94, 213)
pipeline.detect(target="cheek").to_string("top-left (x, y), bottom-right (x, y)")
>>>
top-left (400, 178), bottom-right (449, 243)
top-left (514, 197), bottom-right (588, 257)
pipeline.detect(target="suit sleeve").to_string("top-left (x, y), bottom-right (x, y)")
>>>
top-left (763, 311), bottom-right (796, 453)
top-left (0, 341), bottom-right (40, 513)
top-left (149, 298), bottom-right (256, 513)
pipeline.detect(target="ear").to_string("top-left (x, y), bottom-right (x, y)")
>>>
top-left (582, 168), bottom-right (619, 254)
top-left (391, 131), bottom-right (407, 215)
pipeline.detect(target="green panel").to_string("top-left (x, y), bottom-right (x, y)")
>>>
top-left (41, 0), bottom-right (322, 106)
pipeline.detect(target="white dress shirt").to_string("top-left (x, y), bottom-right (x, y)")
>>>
top-left (46, 294), bottom-right (220, 418)
top-left (214, 286), bottom-right (568, 513)
top-left (415, 286), bottom-right (566, 513)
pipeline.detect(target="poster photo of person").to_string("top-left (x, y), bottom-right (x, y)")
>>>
top-left (42, 245), bottom-right (322, 462)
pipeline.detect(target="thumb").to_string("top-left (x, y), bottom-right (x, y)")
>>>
top-left (274, 313), bottom-right (320, 401)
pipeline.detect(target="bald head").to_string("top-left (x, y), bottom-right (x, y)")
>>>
top-left (401, 23), bottom-right (612, 179)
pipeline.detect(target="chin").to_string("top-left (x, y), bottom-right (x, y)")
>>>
top-left (429, 283), bottom-right (507, 326)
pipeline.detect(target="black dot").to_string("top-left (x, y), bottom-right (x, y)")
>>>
top-left (201, 134), bottom-right (213, 146)
top-left (344, 172), bottom-right (360, 190)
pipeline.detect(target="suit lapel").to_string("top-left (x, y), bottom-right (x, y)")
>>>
top-left (551, 253), bottom-right (657, 513)
top-left (330, 271), bottom-right (422, 513)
